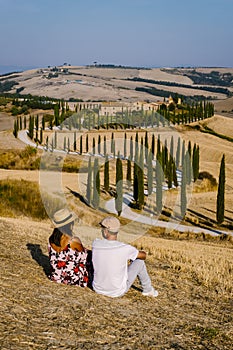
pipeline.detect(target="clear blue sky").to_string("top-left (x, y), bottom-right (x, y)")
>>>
top-left (0, 0), bottom-right (232, 72)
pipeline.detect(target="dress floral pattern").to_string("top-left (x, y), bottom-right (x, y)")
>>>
top-left (48, 243), bottom-right (89, 287)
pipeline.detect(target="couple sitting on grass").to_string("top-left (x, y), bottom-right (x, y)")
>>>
top-left (48, 208), bottom-right (158, 298)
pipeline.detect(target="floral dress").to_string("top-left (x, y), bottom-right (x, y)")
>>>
top-left (48, 243), bottom-right (89, 287)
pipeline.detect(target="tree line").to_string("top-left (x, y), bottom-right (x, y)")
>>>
top-left (84, 132), bottom-right (200, 218)
top-left (13, 98), bottom-right (214, 140)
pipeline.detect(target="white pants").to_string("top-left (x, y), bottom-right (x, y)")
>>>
top-left (125, 259), bottom-right (153, 294)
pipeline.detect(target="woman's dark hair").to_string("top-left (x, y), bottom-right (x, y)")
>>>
top-left (49, 222), bottom-right (73, 246)
top-left (49, 228), bottom-right (63, 247)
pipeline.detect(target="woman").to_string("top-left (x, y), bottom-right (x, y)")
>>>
top-left (48, 208), bottom-right (93, 288)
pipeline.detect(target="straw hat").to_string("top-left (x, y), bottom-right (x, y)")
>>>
top-left (52, 208), bottom-right (77, 228)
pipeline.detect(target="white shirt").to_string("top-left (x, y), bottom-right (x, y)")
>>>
top-left (92, 238), bottom-right (139, 297)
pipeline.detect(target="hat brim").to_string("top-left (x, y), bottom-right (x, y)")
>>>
top-left (53, 212), bottom-right (77, 228)
top-left (99, 223), bottom-right (119, 233)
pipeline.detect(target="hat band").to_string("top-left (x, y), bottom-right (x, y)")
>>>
top-left (55, 213), bottom-right (73, 225)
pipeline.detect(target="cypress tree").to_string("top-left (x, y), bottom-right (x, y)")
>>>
top-left (192, 143), bottom-right (200, 182)
top-left (53, 131), bottom-right (57, 149)
top-left (92, 158), bottom-right (100, 209)
top-left (145, 131), bottom-right (149, 162)
top-left (104, 135), bottom-right (107, 156)
top-left (24, 116), bottom-right (27, 129)
top-left (104, 154), bottom-right (109, 192)
top-left (196, 145), bottom-right (200, 180)
top-left (151, 133), bottom-right (155, 158)
top-left (63, 137), bottom-right (66, 151)
top-left (28, 115), bottom-right (34, 140)
top-left (126, 158), bottom-right (131, 187)
top-left (130, 136), bottom-right (133, 161)
top-left (181, 155), bottom-right (187, 218)
top-left (49, 116), bottom-right (53, 130)
top-left (156, 152), bottom-right (163, 214)
top-left (188, 140), bottom-right (192, 157)
top-left (164, 139), bottom-right (168, 174)
top-left (111, 132), bottom-right (114, 154)
top-left (42, 116), bottom-right (45, 130)
top-left (54, 104), bottom-right (60, 126)
top-left (16, 118), bottom-right (19, 134)
top-left (216, 154), bottom-right (225, 224)
top-left (40, 128), bottom-right (43, 144)
top-left (35, 115), bottom-right (39, 131)
top-left (97, 110), bottom-right (100, 130)
top-left (115, 154), bottom-right (123, 216)
top-left (92, 137), bottom-right (95, 155)
top-left (98, 135), bottom-right (101, 154)
top-left (181, 140), bottom-right (185, 167)
top-left (124, 132), bottom-right (127, 159)
top-left (173, 160), bottom-right (178, 187)
top-left (186, 150), bottom-right (192, 185)
top-left (13, 120), bottom-right (18, 138)
top-left (167, 156), bottom-right (173, 189)
top-left (86, 157), bottom-right (92, 205)
top-left (133, 161), bottom-right (139, 204)
top-left (80, 135), bottom-right (83, 155)
top-left (192, 143), bottom-right (197, 181)
top-left (86, 134), bottom-right (89, 153)
top-left (147, 150), bottom-right (153, 195)
top-left (73, 132), bottom-right (77, 152)
top-left (176, 137), bottom-right (181, 168)
top-left (135, 132), bottom-right (139, 162)
top-left (157, 134), bottom-right (161, 158)
top-left (138, 144), bottom-right (144, 209)
top-left (170, 135), bottom-right (174, 160)
top-left (113, 139), bottom-right (116, 158)
top-left (156, 110), bottom-right (160, 127)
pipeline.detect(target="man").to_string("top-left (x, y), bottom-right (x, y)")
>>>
top-left (92, 216), bottom-right (158, 298)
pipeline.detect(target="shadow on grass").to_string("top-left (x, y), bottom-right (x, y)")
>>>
top-left (26, 243), bottom-right (51, 277)
top-left (66, 186), bottom-right (112, 215)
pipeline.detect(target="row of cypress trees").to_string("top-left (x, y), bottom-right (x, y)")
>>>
top-left (60, 100), bottom-right (214, 130)
top-left (85, 135), bottom-right (200, 218)
top-left (13, 99), bottom-right (214, 140)
top-left (85, 150), bottom-right (225, 224)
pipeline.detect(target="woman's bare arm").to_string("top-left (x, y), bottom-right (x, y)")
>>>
top-left (70, 236), bottom-right (84, 252)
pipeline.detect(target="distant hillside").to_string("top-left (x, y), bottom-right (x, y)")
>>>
top-left (1, 66), bottom-right (233, 105)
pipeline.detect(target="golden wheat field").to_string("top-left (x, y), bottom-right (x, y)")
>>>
top-left (0, 216), bottom-right (232, 350)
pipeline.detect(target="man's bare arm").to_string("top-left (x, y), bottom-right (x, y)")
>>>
top-left (136, 250), bottom-right (146, 260)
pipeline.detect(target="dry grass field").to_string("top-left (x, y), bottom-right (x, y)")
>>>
top-left (1, 66), bottom-right (233, 349)
top-left (0, 216), bottom-right (232, 350)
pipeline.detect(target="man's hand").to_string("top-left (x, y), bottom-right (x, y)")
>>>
top-left (137, 250), bottom-right (146, 260)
